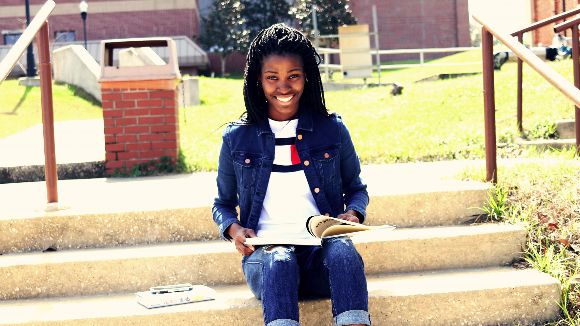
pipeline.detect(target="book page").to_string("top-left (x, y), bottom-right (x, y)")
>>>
top-left (320, 223), bottom-right (371, 238)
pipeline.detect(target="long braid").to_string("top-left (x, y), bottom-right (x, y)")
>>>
top-left (242, 23), bottom-right (327, 124)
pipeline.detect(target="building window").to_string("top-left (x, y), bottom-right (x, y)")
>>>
top-left (3, 32), bottom-right (22, 45)
top-left (54, 31), bottom-right (76, 42)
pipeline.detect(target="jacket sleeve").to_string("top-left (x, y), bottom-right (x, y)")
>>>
top-left (212, 126), bottom-right (240, 240)
top-left (338, 117), bottom-right (369, 223)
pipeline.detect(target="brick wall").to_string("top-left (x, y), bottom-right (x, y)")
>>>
top-left (0, 5), bottom-right (199, 45)
top-left (532, 0), bottom-right (579, 46)
top-left (101, 87), bottom-right (179, 174)
top-left (349, 0), bottom-right (470, 61)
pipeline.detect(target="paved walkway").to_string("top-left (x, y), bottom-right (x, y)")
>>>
top-left (0, 120), bottom-right (104, 167)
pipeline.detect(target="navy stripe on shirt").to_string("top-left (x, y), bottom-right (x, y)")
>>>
top-left (272, 164), bottom-right (303, 173)
top-left (275, 137), bottom-right (296, 146)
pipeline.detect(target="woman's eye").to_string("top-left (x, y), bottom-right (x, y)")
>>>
top-left (266, 76), bottom-right (277, 80)
top-left (289, 74), bottom-right (302, 79)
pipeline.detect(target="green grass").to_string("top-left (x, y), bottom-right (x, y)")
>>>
top-left (0, 80), bottom-right (102, 138)
top-left (1, 50), bottom-right (577, 172)
top-left (180, 51), bottom-right (577, 171)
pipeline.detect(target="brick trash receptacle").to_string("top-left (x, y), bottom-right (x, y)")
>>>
top-left (98, 38), bottom-right (181, 175)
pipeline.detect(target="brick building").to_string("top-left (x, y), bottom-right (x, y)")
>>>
top-left (1, 0), bottom-right (469, 73)
top-left (0, 0), bottom-right (200, 46)
top-left (531, 0), bottom-right (579, 46)
top-left (351, 0), bottom-right (470, 52)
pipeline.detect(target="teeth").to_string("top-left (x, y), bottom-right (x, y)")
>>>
top-left (276, 95), bottom-right (293, 103)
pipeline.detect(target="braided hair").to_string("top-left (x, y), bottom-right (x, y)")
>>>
top-left (242, 23), bottom-right (328, 123)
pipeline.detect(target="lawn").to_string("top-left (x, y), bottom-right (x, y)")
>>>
top-left (0, 50), bottom-right (576, 171)
top-left (0, 81), bottom-right (102, 138)
top-left (180, 52), bottom-right (577, 171)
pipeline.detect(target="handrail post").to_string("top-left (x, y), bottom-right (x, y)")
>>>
top-left (37, 21), bottom-right (58, 203)
top-left (516, 33), bottom-right (524, 133)
top-left (573, 25), bottom-right (580, 155)
top-left (482, 27), bottom-right (497, 183)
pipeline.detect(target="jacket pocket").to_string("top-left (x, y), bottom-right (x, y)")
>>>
top-left (233, 152), bottom-right (262, 190)
top-left (310, 147), bottom-right (340, 186)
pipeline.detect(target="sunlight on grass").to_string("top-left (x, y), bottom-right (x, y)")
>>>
top-left (0, 80), bottom-right (102, 138)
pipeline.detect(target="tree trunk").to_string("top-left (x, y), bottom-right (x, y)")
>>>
top-left (220, 54), bottom-right (227, 77)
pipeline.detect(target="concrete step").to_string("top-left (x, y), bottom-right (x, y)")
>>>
top-left (0, 267), bottom-right (560, 325)
top-left (516, 137), bottom-right (576, 150)
top-left (0, 174), bottom-right (490, 254)
top-left (556, 119), bottom-right (575, 139)
top-left (0, 224), bottom-right (525, 300)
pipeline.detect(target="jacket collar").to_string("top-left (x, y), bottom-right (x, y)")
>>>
top-left (256, 106), bottom-right (314, 135)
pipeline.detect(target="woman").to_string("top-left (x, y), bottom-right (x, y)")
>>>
top-left (212, 23), bottom-right (370, 326)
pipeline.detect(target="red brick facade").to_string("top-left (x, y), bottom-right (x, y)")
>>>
top-left (350, 0), bottom-right (470, 61)
top-left (0, 1), bottom-right (200, 45)
top-left (101, 87), bottom-right (179, 174)
top-left (531, 0), bottom-right (579, 46)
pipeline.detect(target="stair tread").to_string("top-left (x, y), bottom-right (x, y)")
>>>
top-left (0, 267), bottom-right (558, 325)
top-left (0, 223), bottom-right (522, 268)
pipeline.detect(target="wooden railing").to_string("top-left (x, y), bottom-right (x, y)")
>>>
top-left (510, 6), bottom-right (580, 132)
top-left (473, 14), bottom-right (580, 183)
top-left (554, 16), bottom-right (580, 147)
top-left (0, 0), bottom-right (58, 203)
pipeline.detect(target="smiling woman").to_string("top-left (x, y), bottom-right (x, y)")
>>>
top-left (212, 23), bottom-right (371, 326)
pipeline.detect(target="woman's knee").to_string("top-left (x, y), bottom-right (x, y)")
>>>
top-left (322, 238), bottom-right (364, 267)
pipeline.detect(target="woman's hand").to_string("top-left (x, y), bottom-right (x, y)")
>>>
top-left (336, 210), bottom-right (360, 223)
top-left (227, 223), bottom-right (256, 256)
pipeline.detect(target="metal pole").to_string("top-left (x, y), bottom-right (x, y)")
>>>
top-left (572, 25), bottom-right (580, 154)
top-left (311, 5), bottom-right (319, 48)
top-left (81, 12), bottom-right (87, 49)
top-left (37, 22), bottom-right (58, 203)
top-left (372, 5), bottom-right (381, 85)
top-left (25, 0), bottom-right (36, 77)
top-left (482, 27), bottom-right (497, 183)
top-left (517, 33), bottom-right (523, 133)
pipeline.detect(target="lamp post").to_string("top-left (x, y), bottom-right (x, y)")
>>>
top-left (24, 0), bottom-right (36, 77)
top-left (79, 0), bottom-right (88, 49)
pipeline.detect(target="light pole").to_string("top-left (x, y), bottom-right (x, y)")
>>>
top-left (79, 0), bottom-right (88, 49)
top-left (24, 0), bottom-right (36, 77)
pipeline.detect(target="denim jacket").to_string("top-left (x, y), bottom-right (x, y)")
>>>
top-left (212, 109), bottom-right (369, 240)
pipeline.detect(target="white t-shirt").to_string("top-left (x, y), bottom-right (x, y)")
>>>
top-left (256, 119), bottom-right (320, 238)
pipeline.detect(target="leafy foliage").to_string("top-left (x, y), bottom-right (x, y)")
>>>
top-left (241, 0), bottom-right (291, 45)
top-left (290, 0), bottom-right (357, 37)
top-left (200, 0), bottom-right (249, 75)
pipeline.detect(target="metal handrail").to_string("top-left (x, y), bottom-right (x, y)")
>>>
top-left (473, 14), bottom-right (580, 182)
top-left (510, 6), bottom-right (580, 132)
top-left (554, 17), bottom-right (580, 149)
top-left (511, 6), bottom-right (580, 36)
top-left (0, 1), bottom-right (55, 82)
top-left (0, 0), bottom-right (58, 203)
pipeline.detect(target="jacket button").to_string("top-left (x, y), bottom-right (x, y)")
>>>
top-left (324, 152), bottom-right (330, 159)
top-left (244, 158), bottom-right (251, 164)
top-left (324, 213), bottom-right (330, 216)
top-left (314, 187), bottom-right (320, 193)
top-left (297, 134), bottom-right (303, 140)
top-left (303, 160), bottom-right (310, 166)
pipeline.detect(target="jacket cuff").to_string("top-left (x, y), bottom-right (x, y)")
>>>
top-left (219, 219), bottom-right (238, 241)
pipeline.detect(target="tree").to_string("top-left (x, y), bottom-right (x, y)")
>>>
top-left (241, 0), bottom-right (292, 44)
top-left (200, 0), bottom-right (249, 76)
top-left (290, 0), bottom-right (357, 39)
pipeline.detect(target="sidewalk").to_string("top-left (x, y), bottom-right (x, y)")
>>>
top-left (0, 119), bottom-right (104, 167)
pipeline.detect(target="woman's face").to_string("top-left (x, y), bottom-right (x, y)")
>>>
top-left (260, 54), bottom-right (305, 121)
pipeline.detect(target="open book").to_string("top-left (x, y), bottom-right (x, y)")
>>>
top-left (244, 215), bottom-right (395, 246)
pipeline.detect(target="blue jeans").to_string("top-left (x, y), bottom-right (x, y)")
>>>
top-left (242, 237), bottom-right (370, 326)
